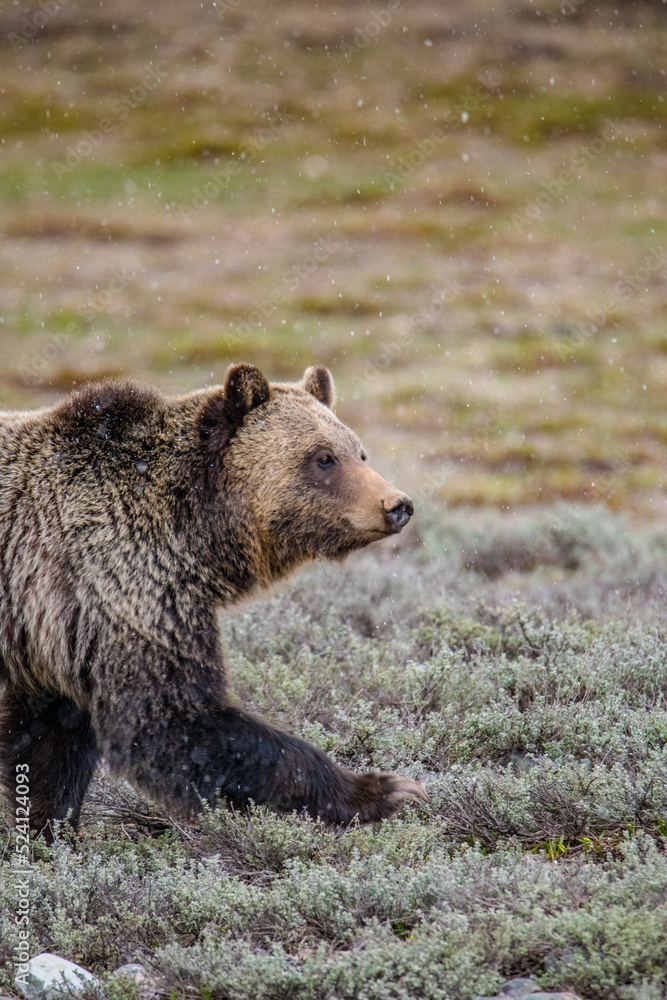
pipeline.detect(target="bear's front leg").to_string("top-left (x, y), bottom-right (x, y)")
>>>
top-left (93, 666), bottom-right (426, 823)
top-left (206, 707), bottom-right (428, 824)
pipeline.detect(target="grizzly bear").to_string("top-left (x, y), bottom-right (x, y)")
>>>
top-left (0, 364), bottom-right (425, 836)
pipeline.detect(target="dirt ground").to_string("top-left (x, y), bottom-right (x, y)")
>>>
top-left (0, 0), bottom-right (665, 518)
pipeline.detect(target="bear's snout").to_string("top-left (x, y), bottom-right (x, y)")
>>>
top-left (383, 496), bottom-right (414, 534)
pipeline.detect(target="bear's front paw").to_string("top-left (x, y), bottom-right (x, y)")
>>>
top-left (351, 771), bottom-right (428, 822)
top-left (377, 772), bottom-right (429, 812)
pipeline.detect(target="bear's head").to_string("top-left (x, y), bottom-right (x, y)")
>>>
top-left (199, 364), bottom-right (413, 578)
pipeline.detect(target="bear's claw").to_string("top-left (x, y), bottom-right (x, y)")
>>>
top-left (344, 771), bottom-right (428, 823)
top-left (378, 773), bottom-right (429, 811)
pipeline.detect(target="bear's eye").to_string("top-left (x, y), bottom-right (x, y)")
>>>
top-left (361, 452), bottom-right (367, 462)
top-left (316, 453), bottom-right (336, 469)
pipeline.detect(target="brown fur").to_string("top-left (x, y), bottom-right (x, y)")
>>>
top-left (0, 364), bottom-right (425, 836)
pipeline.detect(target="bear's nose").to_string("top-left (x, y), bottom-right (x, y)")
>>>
top-left (383, 497), bottom-right (414, 534)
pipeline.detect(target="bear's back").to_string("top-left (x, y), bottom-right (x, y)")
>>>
top-left (0, 408), bottom-right (45, 545)
top-left (0, 382), bottom-right (205, 686)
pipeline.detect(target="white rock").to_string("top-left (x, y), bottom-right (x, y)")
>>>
top-left (113, 964), bottom-right (147, 982)
top-left (15, 953), bottom-right (98, 1000)
top-left (499, 980), bottom-right (541, 998)
top-left (112, 964), bottom-right (160, 998)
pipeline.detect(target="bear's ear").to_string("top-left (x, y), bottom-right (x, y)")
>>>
top-left (302, 366), bottom-right (336, 408)
top-left (223, 363), bottom-right (271, 422)
top-left (199, 364), bottom-right (270, 458)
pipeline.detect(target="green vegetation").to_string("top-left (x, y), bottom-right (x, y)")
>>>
top-left (2, 506), bottom-right (667, 998)
top-left (0, 0), bottom-right (665, 518)
top-left (1, 0), bottom-right (666, 995)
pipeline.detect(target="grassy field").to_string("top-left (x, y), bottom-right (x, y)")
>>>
top-left (0, 0), bottom-right (666, 997)
top-left (0, 0), bottom-right (665, 515)
top-left (1, 507), bottom-right (667, 998)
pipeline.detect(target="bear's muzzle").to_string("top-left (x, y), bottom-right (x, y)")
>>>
top-left (383, 496), bottom-right (414, 533)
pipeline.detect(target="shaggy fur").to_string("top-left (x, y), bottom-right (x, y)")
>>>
top-left (0, 364), bottom-right (425, 836)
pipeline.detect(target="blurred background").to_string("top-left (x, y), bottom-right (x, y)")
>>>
top-left (0, 0), bottom-right (665, 520)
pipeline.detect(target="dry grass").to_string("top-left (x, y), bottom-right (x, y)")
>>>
top-left (1, 9), bottom-right (667, 995)
top-left (1, 504), bottom-right (667, 998)
top-left (0, 0), bottom-right (665, 517)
